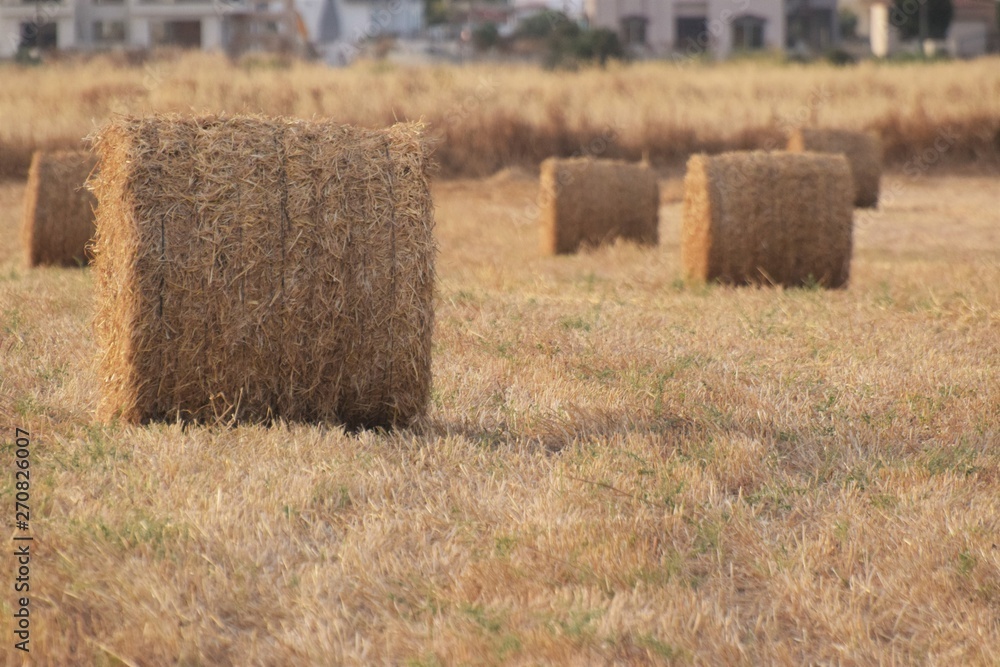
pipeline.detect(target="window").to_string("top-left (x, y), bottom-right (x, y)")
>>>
top-left (93, 20), bottom-right (127, 44)
top-left (151, 20), bottom-right (203, 47)
top-left (787, 8), bottom-right (834, 51)
top-left (676, 16), bottom-right (707, 53)
top-left (732, 15), bottom-right (765, 51)
top-left (620, 15), bottom-right (648, 46)
top-left (19, 21), bottom-right (57, 49)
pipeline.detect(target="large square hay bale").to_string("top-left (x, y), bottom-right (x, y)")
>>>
top-left (21, 150), bottom-right (98, 267)
top-left (539, 157), bottom-right (659, 255)
top-left (90, 115), bottom-right (435, 428)
top-left (787, 128), bottom-right (881, 208)
top-left (682, 151), bottom-right (853, 288)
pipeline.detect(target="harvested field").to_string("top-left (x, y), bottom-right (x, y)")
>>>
top-left (1, 163), bottom-right (998, 663)
top-left (2, 50), bottom-right (999, 666)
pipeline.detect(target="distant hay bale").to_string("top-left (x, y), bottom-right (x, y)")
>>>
top-left (787, 128), bottom-right (881, 208)
top-left (539, 157), bottom-right (659, 255)
top-left (21, 150), bottom-right (98, 267)
top-left (682, 151), bottom-right (854, 288)
top-left (90, 115), bottom-right (435, 428)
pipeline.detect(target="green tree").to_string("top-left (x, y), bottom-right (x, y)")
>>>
top-left (571, 28), bottom-right (623, 64)
top-left (839, 8), bottom-right (859, 40)
top-left (425, 0), bottom-right (448, 26)
top-left (890, 0), bottom-right (953, 40)
top-left (516, 10), bottom-right (574, 39)
top-left (517, 11), bottom-right (623, 67)
top-left (473, 22), bottom-right (500, 51)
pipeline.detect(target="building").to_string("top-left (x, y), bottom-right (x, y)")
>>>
top-left (297, 0), bottom-right (422, 49)
top-left (0, 0), bottom-right (423, 59)
top-left (947, 0), bottom-right (996, 56)
top-left (786, 0), bottom-right (839, 53)
top-left (584, 0), bottom-right (844, 58)
top-left (859, 0), bottom-right (996, 58)
top-left (0, 0), bottom-right (228, 57)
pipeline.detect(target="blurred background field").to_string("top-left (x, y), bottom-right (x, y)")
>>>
top-left (1, 53), bottom-right (999, 180)
top-left (1, 138), bottom-right (998, 661)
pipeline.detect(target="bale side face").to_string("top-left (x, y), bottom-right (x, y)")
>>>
top-left (787, 128), bottom-right (882, 208)
top-left (90, 115), bottom-right (435, 428)
top-left (681, 151), bottom-right (854, 288)
top-left (539, 158), bottom-right (659, 255)
top-left (21, 150), bottom-right (98, 267)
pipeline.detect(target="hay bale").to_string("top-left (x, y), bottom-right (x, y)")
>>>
top-left (89, 115), bottom-right (435, 428)
top-left (682, 151), bottom-right (853, 288)
top-left (21, 150), bottom-right (98, 267)
top-left (539, 157), bottom-right (659, 255)
top-left (787, 128), bottom-right (881, 208)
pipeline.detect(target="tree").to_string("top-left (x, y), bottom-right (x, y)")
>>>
top-left (515, 11), bottom-right (623, 67)
top-left (571, 28), bottom-right (623, 65)
top-left (472, 22), bottom-right (500, 51)
top-left (516, 10), bottom-right (575, 39)
top-left (839, 8), bottom-right (859, 40)
top-left (424, 0), bottom-right (448, 26)
top-left (890, 0), bottom-right (953, 41)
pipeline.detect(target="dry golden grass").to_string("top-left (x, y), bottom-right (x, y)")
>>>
top-left (1, 53), bottom-right (999, 178)
top-left (1, 160), bottom-right (998, 663)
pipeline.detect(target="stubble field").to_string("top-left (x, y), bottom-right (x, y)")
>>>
top-left (0, 56), bottom-right (998, 665)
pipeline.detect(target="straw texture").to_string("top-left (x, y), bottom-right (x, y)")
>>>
top-left (682, 151), bottom-right (853, 288)
top-left (21, 150), bottom-right (98, 267)
top-left (90, 115), bottom-right (435, 428)
top-left (787, 128), bottom-right (881, 208)
top-left (539, 158), bottom-right (659, 255)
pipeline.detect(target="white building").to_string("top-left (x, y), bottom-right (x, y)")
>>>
top-left (585, 0), bottom-right (787, 58)
top-left (0, 0), bottom-right (423, 59)
top-left (0, 0), bottom-right (227, 57)
top-left (585, 0), bottom-right (842, 59)
top-left (859, 0), bottom-right (994, 58)
top-left (296, 0), bottom-right (423, 62)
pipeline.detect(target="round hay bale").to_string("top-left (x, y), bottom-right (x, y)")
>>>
top-left (21, 150), bottom-right (98, 267)
top-left (539, 157), bottom-right (659, 255)
top-left (682, 151), bottom-right (854, 288)
top-left (90, 114), bottom-right (435, 429)
top-left (787, 128), bottom-right (882, 208)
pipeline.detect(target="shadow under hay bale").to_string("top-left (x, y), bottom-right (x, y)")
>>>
top-left (90, 115), bottom-right (435, 429)
top-left (21, 150), bottom-right (98, 267)
top-left (539, 157), bottom-right (659, 255)
top-left (682, 151), bottom-right (854, 288)
top-left (787, 128), bottom-right (882, 208)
